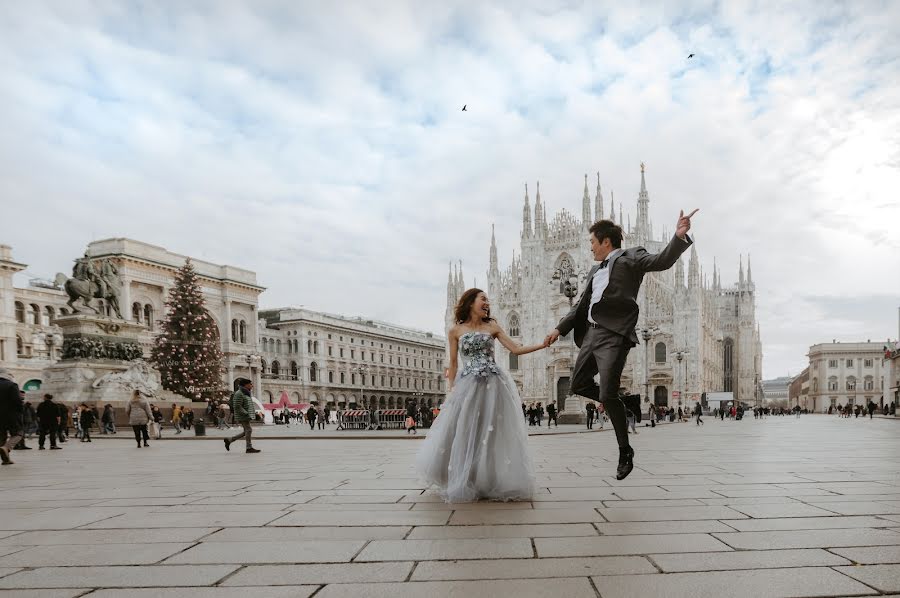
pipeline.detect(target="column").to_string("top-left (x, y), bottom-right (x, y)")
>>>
top-left (120, 276), bottom-right (132, 321)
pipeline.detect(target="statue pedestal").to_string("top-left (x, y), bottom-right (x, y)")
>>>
top-left (42, 315), bottom-right (188, 417)
top-left (559, 394), bottom-right (586, 424)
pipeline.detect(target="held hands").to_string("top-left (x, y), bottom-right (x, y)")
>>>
top-left (675, 208), bottom-right (699, 239)
top-left (543, 329), bottom-right (560, 347)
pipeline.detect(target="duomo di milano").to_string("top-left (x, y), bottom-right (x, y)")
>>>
top-left (445, 164), bottom-right (762, 417)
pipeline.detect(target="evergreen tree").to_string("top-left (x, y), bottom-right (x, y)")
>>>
top-left (150, 260), bottom-right (226, 402)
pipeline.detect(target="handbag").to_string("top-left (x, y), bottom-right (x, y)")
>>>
top-left (405, 417), bottom-right (416, 429)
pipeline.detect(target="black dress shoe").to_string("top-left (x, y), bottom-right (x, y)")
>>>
top-left (616, 447), bottom-right (635, 480)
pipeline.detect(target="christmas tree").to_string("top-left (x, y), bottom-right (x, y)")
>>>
top-left (150, 259), bottom-right (226, 402)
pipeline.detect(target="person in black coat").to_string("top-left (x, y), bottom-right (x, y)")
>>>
top-left (37, 394), bottom-right (62, 450)
top-left (585, 401), bottom-right (596, 429)
top-left (0, 369), bottom-right (24, 464)
top-left (79, 404), bottom-right (95, 442)
top-left (56, 402), bottom-right (69, 443)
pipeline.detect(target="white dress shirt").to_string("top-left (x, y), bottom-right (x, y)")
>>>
top-left (587, 248), bottom-right (623, 324)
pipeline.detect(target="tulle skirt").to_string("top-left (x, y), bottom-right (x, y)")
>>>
top-left (415, 370), bottom-right (536, 503)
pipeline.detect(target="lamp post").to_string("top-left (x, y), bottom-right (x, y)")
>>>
top-left (549, 259), bottom-right (587, 417)
top-left (640, 326), bottom-right (659, 406)
top-left (350, 365), bottom-right (369, 409)
top-left (674, 350), bottom-right (687, 410)
top-left (244, 353), bottom-right (260, 390)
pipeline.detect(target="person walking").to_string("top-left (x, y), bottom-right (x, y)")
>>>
top-left (79, 404), bottom-right (95, 442)
top-left (0, 369), bottom-right (24, 465)
top-left (171, 404), bottom-right (183, 434)
top-left (56, 401), bottom-right (69, 443)
top-left (546, 401), bottom-right (558, 428)
top-left (585, 400), bottom-right (595, 429)
top-left (150, 405), bottom-right (164, 439)
top-left (545, 210), bottom-right (696, 480)
top-left (101, 404), bottom-right (116, 435)
top-left (126, 390), bottom-right (153, 448)
top-left (694, 402), bottom-right (704, 426)
top-left (224, 379), bottom-right (260, 453)
top-left (316, 405), bottom-right (326, 430)
top-left (307, 406), bottom-right (318, 430)
top-left (36, 394), bottom-right (62, 450)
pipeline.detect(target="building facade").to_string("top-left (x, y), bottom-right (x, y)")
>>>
top-left (761, 376), bottom-right (792, 407)
top-left (806, 341), bottom-right (887, 412)
top-left (445, 166), bottom-right (762, 415)
top-left (258, 308), bottom-right (445, 410)
top-left (0, 241), bottom-right (444, 410)
top-left (789, 367), bottom-right (810, 409)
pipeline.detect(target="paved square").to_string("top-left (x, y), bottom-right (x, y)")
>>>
top-left (0, 415), bottom-right (899, 596)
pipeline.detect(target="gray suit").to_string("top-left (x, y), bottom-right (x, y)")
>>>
top-left (556, 234), bottom-right (692, 450)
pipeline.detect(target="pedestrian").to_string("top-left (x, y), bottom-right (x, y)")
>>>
top-left (101, 404), bottom-right (116, 435)
top-left (546, 401), bottom-right (558, 428)
top-left (126, 390), bottom-right (152, 448)
top-left (0, 369), bottom-right (24, 465)
top-left (57, 402), bottom-right (69, 443)
top-left (79, 404), bottom-right (95, 442)
top-left (171, 404), bottom-right (183, 434)
top-left (626, 407), bottom-right (638, 435)
top-left (694, 402), bottom-right (704, 426)
top-left (23, 401), bottom-right (36, 438)
top-left (150, 405), bottom-right (163, 439)
top-left (12, 391), bottom-right (32, 451)
top-left (585, 400), bottom-right (595, 429)
top-left (307, 406), bottom-right (318, 430)
top-left (36, 394), bottom-right (62, 450)
top-left (317, 405), bottom-right (326, 430)
top-left (224, 379), bottom-right (260, 453)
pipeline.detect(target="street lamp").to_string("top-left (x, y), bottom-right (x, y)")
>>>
top-left (640, 325), bottom-right (660, 406)
top-left (550, 258), bottom-right (586, 306)
top-left (244, 353), bottom-right (261, 392)
top-left (350, 365), bottom-right (369, 409)
top-left (674, 350), bottom-right (688, 410)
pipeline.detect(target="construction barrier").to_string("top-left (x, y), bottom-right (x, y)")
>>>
top-left (377, 409), bottom-right (407, 430)
top-left (338, 410), bottom-right (370, 430)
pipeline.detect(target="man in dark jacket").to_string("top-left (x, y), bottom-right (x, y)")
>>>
top-left (0, 369), bottom-right (24, 465)
top-left (56, 402), bottom-right (69, 443)
top-left (37, 394), bottom-right (62, 450)
top-left (225, 380), bottom-right (260, 453)
top-left (79, 404), bottom-right (95, 442)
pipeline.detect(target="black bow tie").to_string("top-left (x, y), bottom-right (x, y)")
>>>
top-left (599, 259), bottom-right (609, 269)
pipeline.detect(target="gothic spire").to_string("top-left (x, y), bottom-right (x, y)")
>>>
top-left (489, 224), bottom-right (499, 274)
top-left (534, 181), bottom-right (544, 237)
top-left (594, 172), bottom-right (603, 221)
top-left (739, 254), bottom-right (745, 286)
top-left (747, 254), bottom-right (753, 285)
top-left (609, 190), bottom-right (615, 224)
top-left (619, 205), bottom-right (624, 227)
top-left (674, 256), bottom-right (685, 289)
top-left (522, 183), bottom-right (532, 239)
top-left (635, 161), bottom-right (650, 241)
top-left (582, 173), bottom-right (591, 225)
top-left (688, 245), bottom-right (699, 289)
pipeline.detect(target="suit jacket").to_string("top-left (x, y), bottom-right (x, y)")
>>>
top-left (557, 235), bottom-right (692, 347)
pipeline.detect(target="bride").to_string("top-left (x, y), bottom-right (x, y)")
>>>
top-left (415, 288), bottom-right (547, 502)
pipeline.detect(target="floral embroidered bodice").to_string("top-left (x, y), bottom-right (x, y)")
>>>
top-left (459, 331), bottom-right (501, 378)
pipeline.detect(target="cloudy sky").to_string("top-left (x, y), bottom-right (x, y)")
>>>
top-left (2, 1), bottom-right (898, 378)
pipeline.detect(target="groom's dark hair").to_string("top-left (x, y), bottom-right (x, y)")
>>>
top-left (589, 219), bottom-right (623, 248)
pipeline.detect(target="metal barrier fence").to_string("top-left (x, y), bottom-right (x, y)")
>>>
top-left (377, 409), bottom-right (406, 430)
top-left (338, 410), bottom-right (370, 430)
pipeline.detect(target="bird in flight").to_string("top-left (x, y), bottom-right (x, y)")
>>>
top-left (462, 104), bottom-right (467, 111)
top-left (687, 53), bottom-right (695, 59)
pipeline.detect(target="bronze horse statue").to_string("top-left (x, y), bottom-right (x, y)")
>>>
top-left (54, 272), bottom-right (124, 319)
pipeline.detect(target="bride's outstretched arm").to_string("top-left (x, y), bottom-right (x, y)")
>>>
top-left (446, 328), bottom-right (460, 391)
top-left (492, 322), bottom-right (546, 356)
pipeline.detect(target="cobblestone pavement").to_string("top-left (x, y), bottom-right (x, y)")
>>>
top-left (0, 415), bottom-right (899, 597)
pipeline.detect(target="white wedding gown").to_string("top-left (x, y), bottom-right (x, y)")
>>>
top-left (415, 331), bottom-right (536, 502)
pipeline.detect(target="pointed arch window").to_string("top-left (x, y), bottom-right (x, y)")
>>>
top-left (239, 320), bottom-right (246, 344)
top-left (290, 361), bottom-right (298, 380)
top-left (271, 360), bottom-right (280, 377)
top-left (132, 302), bottom-right (142, 323)
top-left (144, 305), bottom-right (154, 331)
top-left (508, 313), bottom-right (520, 337)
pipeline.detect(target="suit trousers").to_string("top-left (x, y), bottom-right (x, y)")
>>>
top-left (570, 326), bottom-right (632, 451)
top-left (39, 423), bottom-right (58, 448)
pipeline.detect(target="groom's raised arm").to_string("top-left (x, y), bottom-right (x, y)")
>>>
top-left (633, 234), bottom-right (692, 273)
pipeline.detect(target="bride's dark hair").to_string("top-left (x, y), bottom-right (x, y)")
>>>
top-left (455, 288), bottom-right (492, 324)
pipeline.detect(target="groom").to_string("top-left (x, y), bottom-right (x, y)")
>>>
top-left (545, 209), bottom-right (698, 480)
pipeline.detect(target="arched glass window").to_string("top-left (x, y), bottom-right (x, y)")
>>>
top-left (144, 305), bottom-right (153, 331)
top-left (16, 335), bottom-right (24, 356)
top-left (231, 319), bottom-right (238, 342)
top-left (828, 376), bottom-right (838, 391)
top-left (260, 359), bottom-right (267, 373)
top-left (132, 302), bottom-right (142, 323)
top-left (654, 342), bottom-right (667, 363)
top-left (276, 339), bottom-right (282, 354)
top-left (309, 362), bottom-right (318, 382)
top-left (307, 339), bottom-right (312, 353)
top-left (290, 361), bottom-right (298, 380)
top-left (846, 377), bottom-right (856, 391)
top-left (508, 314), bottom-right (520, 337)
top-left (314, 341), bottom-right (319, 354)
top-left (340, 372), bottom-right (346, 384)
top-left (239, 320), bottom-right (246, 344)
top-left (723, 338), bottom-right (734, 393)
top-left (29, 304), bottom-right (40, 325)
top-left (509, 352), bottom-right (519, 370)
top-left (44, 306), bottom-right (54, 326)
top-left (329, 371), bottom-right (334, 383)
top-left (271, 361), bottom-right (280, 377)
top-left (14, 302), bottom-right (25, 323)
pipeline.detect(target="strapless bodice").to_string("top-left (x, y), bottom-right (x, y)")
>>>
top-left (459, 331), bottom-right (501, 378)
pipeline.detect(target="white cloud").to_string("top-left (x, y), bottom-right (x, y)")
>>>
top-left (1, 1), bottom-right (898, 378)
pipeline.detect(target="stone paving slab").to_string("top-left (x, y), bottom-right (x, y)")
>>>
top-left (0, 591), bottom-right (86, 598)
top-left (407, 523), bottom-right (598, 539)
top-left (356, 538), bottom-right (534, 561)
top-left (271, 509), bottom-right (451, 527)
top-left (720, 515), bottom-right (894, 532)
top-left (449, 508), bottom-right (604, 525)
top-left (592, 567), bottom-right (877, 598)
top-left (713, 528), bottom-right (900, 550)
top-left (727, 502), bottom-right (840, 518)
top-left (834, 564), bottom-right (900, 593)
top-left (222, 562), bottom-right (414, 585)
top-left (0, 565), bottom-right (239, 589)
top-left (84, 511), bottom-right (285, 528)
top-left (411, 555), bottom-right (656, 580)
top-left (597, 505), bottom-right (746, 521)
top-left (0, 543), bottom-right (194, 567)
top-left (315, 578), bottom-right (598, 598)
top-left (205, 526), bottom-right (410, 541)
top-left (830, 546), bottom-right (900, 564)
top-left (165, 539), bottom-right (366, 564)
top-left (535, 533), bottom-right (732, 557)
top-left (650, 548), bottom-right (851, 571)
top-left (0, 528), bottom-right (217, 545)
top-left (593, 520), bottom-right (737, 535)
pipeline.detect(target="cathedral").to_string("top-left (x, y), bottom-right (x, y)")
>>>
top-left (445, 165), bottom-right (762, 419)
